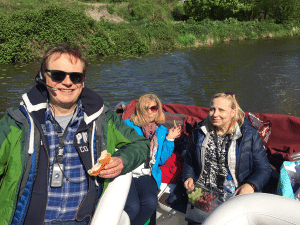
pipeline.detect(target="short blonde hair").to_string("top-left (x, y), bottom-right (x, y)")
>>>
top-left (131, 93), bottom-right (165, 127)
top-left (206, 93), bottom-right (245, 135)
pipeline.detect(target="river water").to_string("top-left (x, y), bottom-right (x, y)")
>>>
top-left (0, 35), bottom-right (300, 118)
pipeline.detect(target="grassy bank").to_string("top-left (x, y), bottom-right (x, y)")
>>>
top-left (0, 0), bottom-right (299, 64)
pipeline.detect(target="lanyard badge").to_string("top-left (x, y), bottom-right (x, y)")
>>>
top-left (51, 162), bottom-right (64, 188)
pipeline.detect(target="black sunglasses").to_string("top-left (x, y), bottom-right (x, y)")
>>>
top-left (45, 69), bottom-right (85, 83)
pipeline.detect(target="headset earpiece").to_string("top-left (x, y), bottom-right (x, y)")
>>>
top-left (35, 57), bottom-right (46, 84)
top-left (35, 57), bottom-right (57, 92)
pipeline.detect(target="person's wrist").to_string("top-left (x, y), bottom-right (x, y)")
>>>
top-left (166, 135), bottom-right (174, 141)
top-left (166, 134), bottom-right (174, 140)
top-left (247, 182), bottom-right (256, 191)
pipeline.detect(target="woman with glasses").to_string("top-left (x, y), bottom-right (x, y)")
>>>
top-left (183, 92), bottom-right (272, 222)
top-left (124, 93), bottom-right (182, 225)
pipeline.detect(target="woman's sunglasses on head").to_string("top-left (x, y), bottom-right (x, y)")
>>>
top-left (146, 105), bottom-right (158, 112)
top-left (45, 69), bottom-right (85, 83)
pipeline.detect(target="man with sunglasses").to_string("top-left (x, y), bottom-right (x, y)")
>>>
top-left (0, 43), bottom-right (149, 225)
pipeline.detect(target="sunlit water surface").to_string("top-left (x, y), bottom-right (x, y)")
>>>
top-left (0, 36), bottom-right (299, 118)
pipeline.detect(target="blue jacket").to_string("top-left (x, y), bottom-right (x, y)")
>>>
top-left (124, 119), bottom-right (175, 189)
top-left (182, 118), bottom-right (272, 192)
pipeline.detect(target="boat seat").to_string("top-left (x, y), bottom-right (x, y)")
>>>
top-left (202, 193), bottom-right (300, 225)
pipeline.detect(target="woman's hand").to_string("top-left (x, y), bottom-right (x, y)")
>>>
top-left (184, 178), bottom-right (195, 192)
top-left (235, 183), bottom-right (255, 195)
top-left (167, 124), bottom-right (182, 140)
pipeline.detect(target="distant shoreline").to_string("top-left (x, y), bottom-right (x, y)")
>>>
top-left (0, 2), bottom-right (299, 65)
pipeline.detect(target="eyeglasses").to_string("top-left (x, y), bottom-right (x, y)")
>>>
top-left (146, 105), bottom-right (158, 112)
top-left (225, 92), bottom-right (235, 96)
top-left (45, 69), bottom-right (85, 83)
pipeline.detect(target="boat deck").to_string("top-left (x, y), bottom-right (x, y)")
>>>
top-left (155, 183), bottom-right (191, 225)
top-left (156, 206), bottom-right (188, 225)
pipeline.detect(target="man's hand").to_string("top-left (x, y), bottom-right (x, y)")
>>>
top-left (98, 157), bottom-right (124, 178)
top-left (235, 183), bottom-right (255, 195)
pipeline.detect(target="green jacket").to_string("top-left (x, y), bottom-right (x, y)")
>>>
top-left (0, 85), bottom-right (149, 225)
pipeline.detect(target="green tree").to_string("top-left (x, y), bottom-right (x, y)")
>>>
top-left (183, 0), bottom-right (252, 21)
top-left (270, 0), bottom-right (300, 23)
top-left (128, 0), bottom-right (174, 22)
top-left (243, 0), bottom-right (300, 22)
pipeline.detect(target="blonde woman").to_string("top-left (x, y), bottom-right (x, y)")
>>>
top-left (124, 93), bottom-right (182, 225)
top-left (183, 92), bottom-right (271, 209)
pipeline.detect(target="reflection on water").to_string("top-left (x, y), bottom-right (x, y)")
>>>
top-left (0, 36), bottom-right (300, 118)
top-left (0, 62), bottom-right (38, 117)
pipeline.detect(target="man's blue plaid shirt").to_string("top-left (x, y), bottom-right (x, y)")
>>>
top-left (44, 100), bottom-right (88, 222)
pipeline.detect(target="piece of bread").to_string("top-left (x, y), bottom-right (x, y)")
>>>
top-left (88, 150), bottom-right (111, 176)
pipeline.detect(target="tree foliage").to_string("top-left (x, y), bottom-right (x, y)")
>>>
top-left (0, 0), bottom-right (299, 64)
top-left (240, 0), bottom-right (300, 22)
top-left (127, 0), bottom-right (174, 22)
top-left (270, 0), bottom-right (300, 23)
top-left (0, 4), bottom-right (95, 63)
top-left (184, 0), bottom-right (300, 22)
top-left (183, 0), bottom-right (252, 21)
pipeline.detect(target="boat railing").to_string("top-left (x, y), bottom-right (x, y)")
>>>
top-left (90, 172), bottom-right (132, 225)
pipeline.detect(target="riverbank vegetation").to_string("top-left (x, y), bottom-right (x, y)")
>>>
top-left (0, 0), bottom-right (299, 64)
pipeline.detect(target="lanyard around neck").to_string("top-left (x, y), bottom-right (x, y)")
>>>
top-left (53, 109), bottom-right (77, 164)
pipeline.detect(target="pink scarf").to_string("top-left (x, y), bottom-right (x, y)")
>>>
top-left (142, 122), bottom-right (158, 168)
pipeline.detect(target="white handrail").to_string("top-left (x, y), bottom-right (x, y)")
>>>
top-left (90, 172), bottom-right (132, 225)
top-left (202, 193), bottom-right (300, 225)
